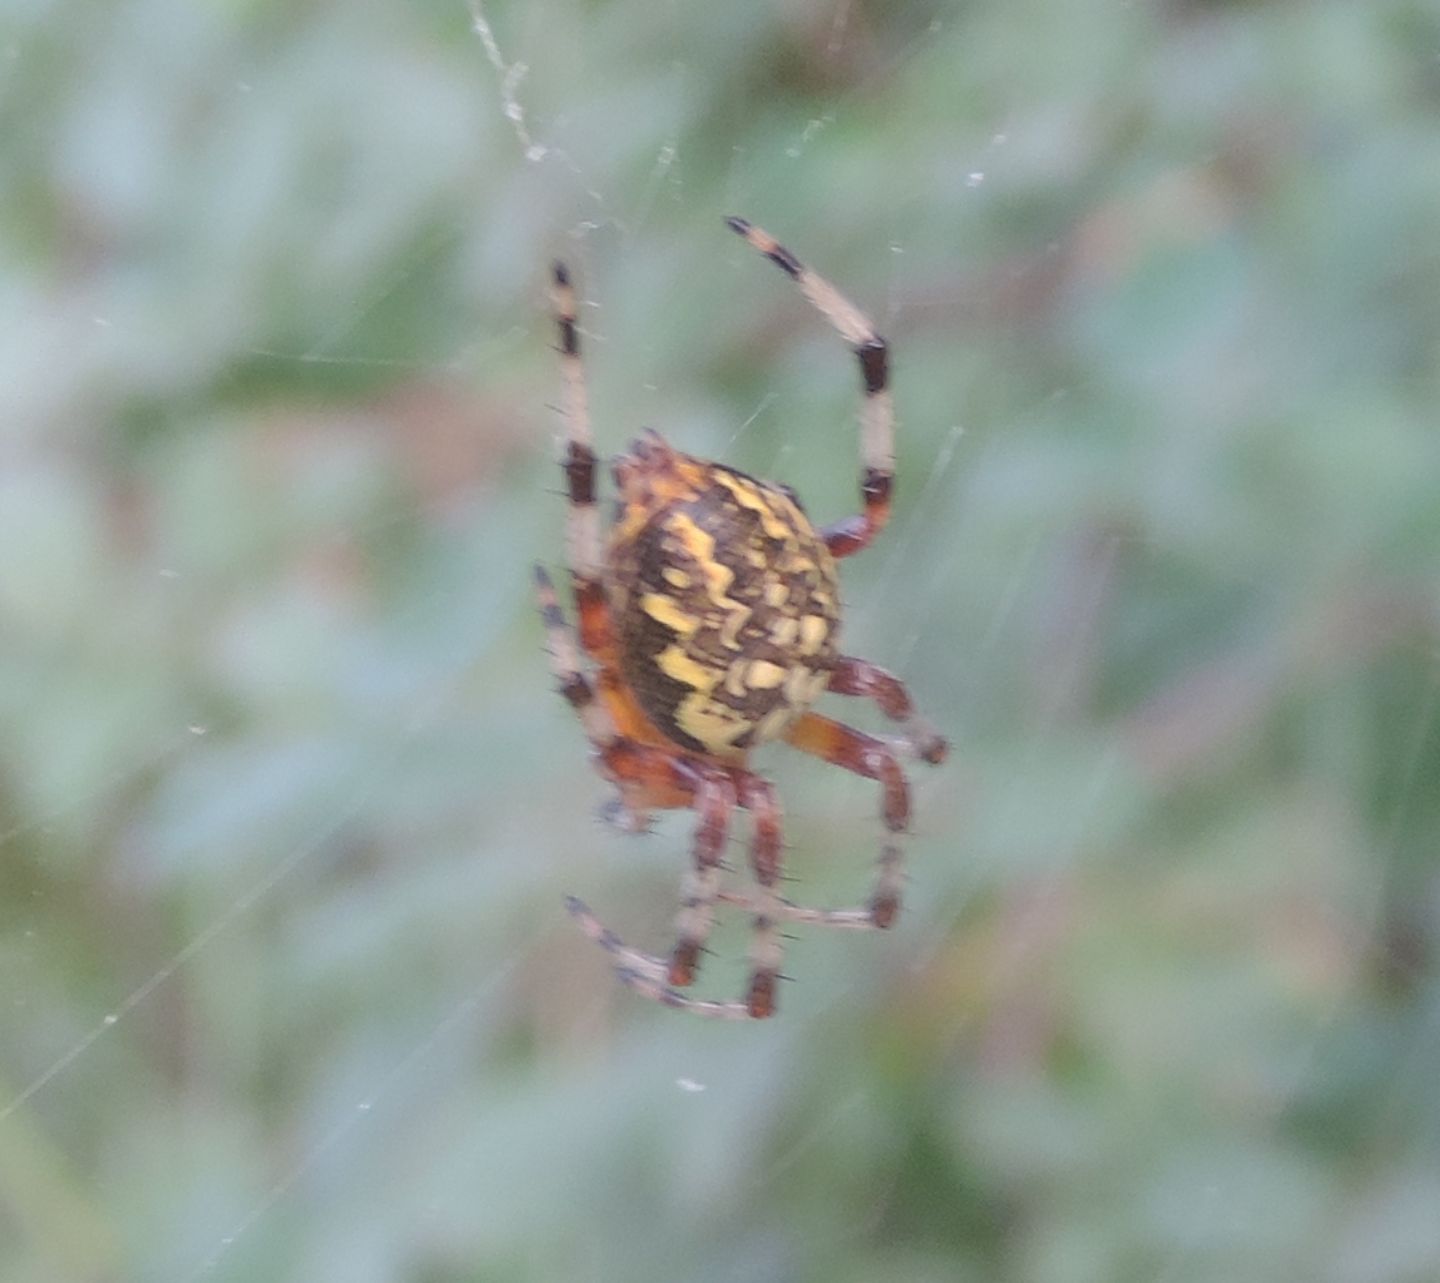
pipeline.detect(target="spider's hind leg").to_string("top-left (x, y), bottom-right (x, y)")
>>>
top-left (735, 771), bottom-right (788, 1017)
top-left (556, 735), bottom-right (751, 1009)
top-left (667, 769), bottom-right (736, 987)
top-left (565, 898), bottom-right (754, 1020)
top-left (566, 765), bottom-right (796, 1020)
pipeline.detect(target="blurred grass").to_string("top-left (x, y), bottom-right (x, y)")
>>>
top-left (3, 0), bottom-right (1440, 1280)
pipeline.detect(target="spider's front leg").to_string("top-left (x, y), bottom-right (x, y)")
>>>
top-left (591, 750), bottom-right (744, 995)
top-left (534, 564), bottom-right (614, 752)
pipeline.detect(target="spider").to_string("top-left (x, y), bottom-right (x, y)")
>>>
top-left (536, 217), bottom-right (947, 1019)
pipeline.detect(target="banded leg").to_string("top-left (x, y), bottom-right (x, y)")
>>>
top-left (564, 898), bottom-right (755, 1019)
top-left (534, 564), bottom-right (615, 753)
top-left (828, 655), bottom-right (949, 764)
top-left (564, 764), bottom-right (755, 1019)
top-left (537, 564), bottom-right (693, 819)
top-left (714, 888), bottom-right (880, 929)
top-left (783, 712), bottom-right (910, 927)
top-left (564, 757), bottom-right (752, 1021)
top-left (725, 216), bottom-right (893, 559)
top-left (668, 770), bottom-right (736, 987)
top-left (549, 263), bottom-right (609, 659)
top-left (566, 769), bottom-right (795, 1021)
top-left (558, 741), bottom-right (752, 1019)
top-left (736, 772), bottom-right (786, 1017)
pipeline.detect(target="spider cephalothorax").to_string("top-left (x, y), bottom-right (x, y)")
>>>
top-left (536, 218), bottom-right (947, 1019)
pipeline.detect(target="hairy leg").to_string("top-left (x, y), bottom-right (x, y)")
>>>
top-left (827, 655), bottom-right (948, 764)
top-left (668, 769), bottom-right (736, 986)
top-left (550, 262), bottom-right (615, 662)
top-left (735, 771), bottom-right (786, 1017)
top-left (783, 712), bottom-right (910, 927)
top-left (725, 216), bottom-right (893, 559)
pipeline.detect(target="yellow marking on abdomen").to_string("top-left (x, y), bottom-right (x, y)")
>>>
top-left (641, 592), bottom-right (701, 635)
top-left (665, 512), bottom-right (745, 612)
top-left (723, 661), bottom-right (747, 698)
top-left (785, 665), bottom-right (829, 707)
top-left (719, 606), bottom-right (752, 649)
top-left (769, 617), bottom-right (798, 648)
top-left (712, 471), bottom-right (796, 542)
top-left (657, 644), bottom-right (718, 691)
top-left (747, 660), bottom-right (787, 689)
top-left (677, 697), bottom-right (751, 756)
top-left (798, 614), bottom-right (830, 655)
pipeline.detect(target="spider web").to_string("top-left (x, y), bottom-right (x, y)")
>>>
top-left (3, 2), bottom-right (1436, 1281)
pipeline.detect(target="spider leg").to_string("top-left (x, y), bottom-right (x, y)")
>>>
top-left (551, 264), bottom-right (669, 778)
top-left (827, 655), bottom-right (949, 764)
top-left (565, 898), bottom-right (754, 1019)
top-left (535, 564), bottom-right (689, 821)
top-left (713, 889), bottom-right (879, 929)
top-left (566, 764), bottom-right (796, 1020)
top-left (553, 730), bottom-right (754, 1017)
top-left (550, 262), bottom-right (612, 661)
top-left (782, 712), bottom-right (910, 927)
top-left (555, 730), bottom-right (752, 1009)
top-left (668, 768), bottom-right (736, 987)
top-left (732, 772), bottom-right (789, 1016)
top-left (534, 564), bottom-right (616, 752)
top-left (725, 216), bottom-right (892, 560)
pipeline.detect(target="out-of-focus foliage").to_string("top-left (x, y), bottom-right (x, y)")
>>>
top-left (3, 0), bottom-right (1439, 1280)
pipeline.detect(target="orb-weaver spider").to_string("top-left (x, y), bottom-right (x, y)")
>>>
top-left (536, 218), bottom-right (946, 1018)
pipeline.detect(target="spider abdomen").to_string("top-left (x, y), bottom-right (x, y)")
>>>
top-left (609, 458), bottom-right (841, 759)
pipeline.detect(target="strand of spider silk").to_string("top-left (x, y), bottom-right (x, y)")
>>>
top-left (183, 956), bottom-right (521, 1281)
top-left (0, 780), bottom-right (377, 1127)
top-left (0, 688), bottom-right (453, 1126)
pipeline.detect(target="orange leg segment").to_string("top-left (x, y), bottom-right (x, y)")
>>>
top-left (784, 713), bottom-right (910, 832)
top-left (783, 712), bottom-right (910, 927)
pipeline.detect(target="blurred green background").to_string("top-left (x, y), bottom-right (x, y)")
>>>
top-left (4, 0), bottom-right (1440, 1280)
